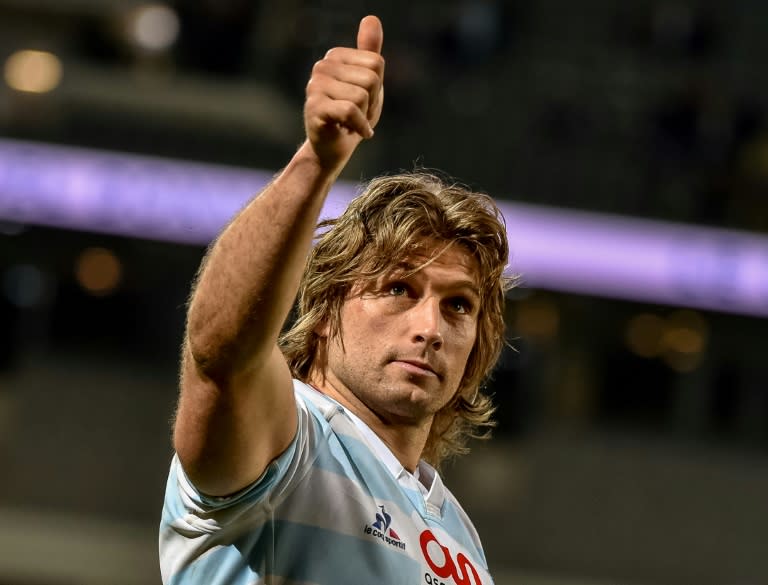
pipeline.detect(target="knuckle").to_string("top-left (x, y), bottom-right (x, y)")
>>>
top-left (369, 54), bottom-right (385, 71)
top-left (325, 47), bottom-right (341, 60)
top-left (305, 78), bottom-right (322, 99)
top-left (311, 59), bottom-right (328, 76)
top-left (353, 86), bottom-right (369, 107)
top-left (303, 94), bottom-right (318, 113)
top-left (360, 69), bottom-right (377, 88)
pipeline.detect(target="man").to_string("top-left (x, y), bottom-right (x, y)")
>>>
top-left (160, 14), bottom-right (510, 585)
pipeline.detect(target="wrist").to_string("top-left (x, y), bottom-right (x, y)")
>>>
top-left (296, 138), bottom-right (358, 177)
top-left (280, 140), bottom-right (346, 193)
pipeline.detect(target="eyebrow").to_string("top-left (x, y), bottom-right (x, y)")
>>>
top-left (452, 281), bottom-right (481, 301)
top-left (389, 262), bottom-right (481, 299)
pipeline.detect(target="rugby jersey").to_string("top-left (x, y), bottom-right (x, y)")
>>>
top-left (159, 380), bottom-right (494, 585)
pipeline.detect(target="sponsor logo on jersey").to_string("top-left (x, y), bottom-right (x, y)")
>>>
top-left (363, 505), bottom-right (406, 550)
top-left (419, 529), bottom-right (482, 585)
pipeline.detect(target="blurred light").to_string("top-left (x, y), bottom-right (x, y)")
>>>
top-left (626, 313), bottom-right (665, 358)
top-left (1, 138), bottom-right (768, 318)
top-left (664, 310), bottom-right (708, 353)
top-left (515, 297), bottom-right (559, 341)
top-left (128, 4), bottom-right (180, 52)
top-left (4, 50), bottom-right (62, 94)
top-left (661, 310), bottom-right (707, 372)
top-left (663, 326), bottom-right (704, 355)
top-left (664, 350), bottom-right (702, 373)
top-left (2, 264), bottom-right (46, 308)
top-left (627, 310), bottom-right (708, 371)
top-left (75, 247), bottom-right (123, 296)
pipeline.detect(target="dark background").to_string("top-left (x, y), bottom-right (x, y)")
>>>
top-left (1, 1), bottom-right (767, 584)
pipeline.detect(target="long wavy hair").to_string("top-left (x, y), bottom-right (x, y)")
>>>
top-left (279, 171), bottom-right (511, 467)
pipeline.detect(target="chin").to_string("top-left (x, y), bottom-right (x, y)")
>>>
top-left (389, 391), bottom-right (443, 420)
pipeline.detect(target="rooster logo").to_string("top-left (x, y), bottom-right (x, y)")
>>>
top-left (372, 505), bottom-right (400, 540)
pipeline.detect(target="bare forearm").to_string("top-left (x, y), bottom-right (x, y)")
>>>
top-left (186, 141), bottom-right (342, 378)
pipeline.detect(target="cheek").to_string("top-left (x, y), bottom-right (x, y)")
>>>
top-left (450, 330), bottom-right (478, 379)
top-left (339, 305), bottom-right (391, 348)
top-left (356, 302), bottom-right (397, 334)
top-left (451, 320), bottom-right (477, 351)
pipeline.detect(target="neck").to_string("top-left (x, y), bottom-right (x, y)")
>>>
top-left (306, 375), bottom-right (430, 473)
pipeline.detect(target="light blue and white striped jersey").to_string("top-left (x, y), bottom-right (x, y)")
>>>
top-left (159, 380), bottom-right (494, 585)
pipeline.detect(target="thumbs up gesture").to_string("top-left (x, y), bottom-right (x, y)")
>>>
top-left (304, 15), bottom-right (385, 170)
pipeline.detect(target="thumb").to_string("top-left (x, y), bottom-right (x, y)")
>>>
top-left (356, 15), bottom-right (383, 54)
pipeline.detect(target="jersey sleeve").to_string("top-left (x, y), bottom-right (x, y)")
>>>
top-left (160, 384), bottom-right (328, 538)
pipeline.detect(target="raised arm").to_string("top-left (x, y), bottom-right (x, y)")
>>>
top-left (173, 16), bottom-right (385, 496)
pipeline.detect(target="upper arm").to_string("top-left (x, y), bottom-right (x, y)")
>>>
top-left (173, 342), bottom-right (298, 497)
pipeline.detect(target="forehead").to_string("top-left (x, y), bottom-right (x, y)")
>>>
top-left (346, 241), bottom-right (480, 301)
top-left (385, 240), bottom-right (479, 284)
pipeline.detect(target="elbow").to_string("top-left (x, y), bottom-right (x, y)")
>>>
top-left (184, 287), bottom-right (283, 380)
top-left (184, 299), bottom-right (245, 379)
top-left (184, 327), bottom-right (238, 384)
top-left (184, 319), bottom-right (269, 387)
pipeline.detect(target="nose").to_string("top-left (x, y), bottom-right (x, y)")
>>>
top-left (410, 296), bottom-right (443, 350)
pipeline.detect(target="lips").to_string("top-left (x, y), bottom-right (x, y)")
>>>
top-left (394, 359), bottom-right (439, 377)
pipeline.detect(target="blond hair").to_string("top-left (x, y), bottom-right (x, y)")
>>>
top-left (280, 171), bottom-right (511, 467)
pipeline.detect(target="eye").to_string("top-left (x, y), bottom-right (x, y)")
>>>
top-left (388, 283), bottom-right (408, 297)
top-left (447, 297), bottom-right (472, 315)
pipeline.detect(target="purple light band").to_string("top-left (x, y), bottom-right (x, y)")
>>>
top-left (1, 138), bottom-right (767, 317)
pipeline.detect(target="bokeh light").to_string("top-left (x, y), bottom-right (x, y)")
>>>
top-left (625, 313), bottom-right (666, 358)
top-left (515, 297), bottom-right (560, 342)
top-left (127, 4), bottom-right (180, 52)
top-left (4, 49), bottom-right (62, 94)
top-left (75, 247), bottom-right (123, 296)
top-left (662, 310), bottom-right (708, 372)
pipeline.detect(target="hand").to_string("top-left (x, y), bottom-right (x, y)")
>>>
top-left (303, 15), bottom-right (385, 170)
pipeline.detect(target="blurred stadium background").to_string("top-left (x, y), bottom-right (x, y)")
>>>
top-left (1, 0), bottom-right (768, 584)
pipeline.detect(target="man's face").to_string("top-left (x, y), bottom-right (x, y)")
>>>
top-left (317, 242), bottom-right (480, 427)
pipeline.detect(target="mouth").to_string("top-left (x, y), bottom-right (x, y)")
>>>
top-left (393, 359), bottom-right (439, 378)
